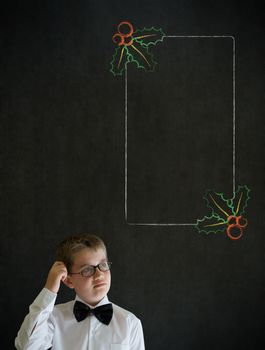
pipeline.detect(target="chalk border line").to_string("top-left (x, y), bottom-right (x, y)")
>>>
top-left (125, 35), bottom-right (236, 226)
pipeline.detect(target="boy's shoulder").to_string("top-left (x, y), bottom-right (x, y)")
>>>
top-left (52, 299), bottom-right (76, 320)
top-left (112, 302), bottom-right (140, 323)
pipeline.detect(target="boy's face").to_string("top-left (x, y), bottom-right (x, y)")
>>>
top-left (65, 247), bottom-right (111, 306)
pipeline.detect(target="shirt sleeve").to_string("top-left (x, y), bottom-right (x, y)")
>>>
top-left (15, 288), bottom-right (57, 350)
top-left (129, 317), bottom-right (145, 350)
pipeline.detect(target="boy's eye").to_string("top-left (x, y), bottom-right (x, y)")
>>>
top-left (81, 266), bottom-right (94, 276)
top-left (99, 262), bottom-right (108, 269)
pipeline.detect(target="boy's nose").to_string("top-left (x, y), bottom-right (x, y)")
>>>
top-left (94, 266), bottom-right (104, 279)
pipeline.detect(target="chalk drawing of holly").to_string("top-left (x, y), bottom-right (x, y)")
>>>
top-left (110, 21), bottom-right (165, 76)
top-left (196, 185), bottom-right (250, 240)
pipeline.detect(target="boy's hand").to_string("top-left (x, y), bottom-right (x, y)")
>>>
top-left (45, 261), bottom-right (68, 294)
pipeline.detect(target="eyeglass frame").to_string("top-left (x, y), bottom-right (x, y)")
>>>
top-left (69, 261), bottom-right (112, 278)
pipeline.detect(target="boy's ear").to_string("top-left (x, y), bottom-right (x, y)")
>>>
top-left (63, 275), bottom-right (75, 289)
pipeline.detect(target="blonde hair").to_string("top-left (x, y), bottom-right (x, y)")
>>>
top-left (56, 233), bottom-right (107, 271)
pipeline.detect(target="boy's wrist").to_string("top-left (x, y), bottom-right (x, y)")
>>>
top-left (44, 281), bottom-right (59, 294)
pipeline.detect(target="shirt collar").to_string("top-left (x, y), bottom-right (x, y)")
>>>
top-left (75, 294), bottom-right (110, 309)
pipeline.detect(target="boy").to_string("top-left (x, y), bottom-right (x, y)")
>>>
top-left (15, 233), bottom-right (145, 350)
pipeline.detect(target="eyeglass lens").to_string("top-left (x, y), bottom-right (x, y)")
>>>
top-left (80, 262), bottom-right (111, 277)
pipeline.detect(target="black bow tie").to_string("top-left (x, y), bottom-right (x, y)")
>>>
top-left (73, 300), bottom-right (113, 325)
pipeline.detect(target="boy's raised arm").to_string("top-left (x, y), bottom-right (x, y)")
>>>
top-left (15, 262), bottom-right (67, 350)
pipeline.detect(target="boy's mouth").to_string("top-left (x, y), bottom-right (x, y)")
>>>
top-left (94, 282), bottom-right (107, 288)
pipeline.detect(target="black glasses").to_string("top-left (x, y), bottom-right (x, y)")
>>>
top-left (70, 261), bottom-right (112, 278)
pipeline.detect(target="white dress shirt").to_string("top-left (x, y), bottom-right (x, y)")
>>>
top-left (15, 288), bottom-right (145, 350)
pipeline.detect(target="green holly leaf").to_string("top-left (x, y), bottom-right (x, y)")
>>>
top-left (230, 185), bottom-right (250, 216)
top-left (128, 41), bottom-right (157, 72)
top-left (133, 27), bottom-right (165, 47)
top-left (110, 46), bottom-right (131, 76)
top-left (204, 190), bottom-right (233, 221)
top-left (196, 215), bottom-right (227, 234)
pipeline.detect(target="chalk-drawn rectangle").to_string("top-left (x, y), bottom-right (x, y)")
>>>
top-left (126, 37), bottom-right (235, 225)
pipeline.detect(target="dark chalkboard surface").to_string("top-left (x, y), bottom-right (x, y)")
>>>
top-left (2, 1), bottom-right (265, 349)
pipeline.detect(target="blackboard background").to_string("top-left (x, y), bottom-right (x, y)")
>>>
top-left (2, 1), bottom-right (265, 349)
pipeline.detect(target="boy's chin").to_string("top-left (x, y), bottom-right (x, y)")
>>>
top-left (93, 285), bottom-right (110, 300)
